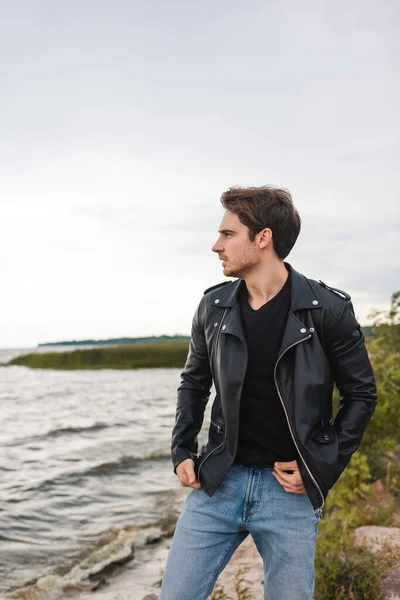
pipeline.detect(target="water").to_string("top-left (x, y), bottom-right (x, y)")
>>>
top-left (0, 349), bottom-right (212, 598)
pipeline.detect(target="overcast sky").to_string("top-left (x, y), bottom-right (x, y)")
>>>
top-left (1, 0), bottom-right (399, 347)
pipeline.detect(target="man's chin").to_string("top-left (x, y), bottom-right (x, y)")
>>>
top-left (223, 266), bottom-right (240, 278)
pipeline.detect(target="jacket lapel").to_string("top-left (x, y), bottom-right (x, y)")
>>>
top-left (221, 304), bottom-right (246, 341)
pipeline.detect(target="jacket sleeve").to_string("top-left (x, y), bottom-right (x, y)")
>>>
top-left (171, 296), bottom-right (213, 472)
top-left (328, 299), bottom-right (378, 481)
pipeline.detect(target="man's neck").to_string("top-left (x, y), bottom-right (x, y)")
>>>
top-left (244, 262), bottom-right (289, 309)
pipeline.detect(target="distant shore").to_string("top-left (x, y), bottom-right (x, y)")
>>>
top-left (38, 335), bottom-right (190, 347)
top-left (6, 341), bottom-right (189, 370)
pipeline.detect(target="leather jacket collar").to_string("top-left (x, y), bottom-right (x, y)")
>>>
top-left (213, 262), bottom-right (323, 312)
top-left (212, 262), bottom-right (323, 354)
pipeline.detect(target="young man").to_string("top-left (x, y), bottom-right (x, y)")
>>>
top-left (159, 186), bottom-right (377, 600)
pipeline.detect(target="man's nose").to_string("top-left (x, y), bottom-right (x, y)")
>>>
top-left (211, 240), bottom-right (223, 253)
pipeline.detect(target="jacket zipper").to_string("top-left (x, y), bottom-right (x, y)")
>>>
top-left (274, 334), bottom-right (325, 515)
top-left (211, 309), bottom-right (228, 379)
top-left (197, 440), bottom-right (225, 481)
top-left (210, 419), bottom-right (223, 434)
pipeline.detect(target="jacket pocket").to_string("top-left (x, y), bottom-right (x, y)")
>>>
top-left (210, 418), bottom-right (224, 435)
top-left (313, 422), bottom-right (335, 444)
top-left (310, 423), bottom-right (341, 496)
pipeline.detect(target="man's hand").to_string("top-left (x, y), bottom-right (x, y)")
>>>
top-left (176, 459), bottom-right (201, 489)
top-left (272, 460), bottom-right (306, 494)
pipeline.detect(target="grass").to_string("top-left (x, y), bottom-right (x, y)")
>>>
top-left (6, 341), bottom-right (190, 370)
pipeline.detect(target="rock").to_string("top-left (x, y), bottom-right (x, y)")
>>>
top-left (141, 595), bottom-right (158, 600)
top-left (146, 533), bottom-right (163, 545)
top-left (90, 577), bottom-right (109, 591)
top-left (381, 568), bottom-right (400, 600)
top-left (354, 526), bottom-right (400, 600)
top-left (353, 526), bottom-right (400, 554)
top-left (88, 544), bottom-right (135, 580)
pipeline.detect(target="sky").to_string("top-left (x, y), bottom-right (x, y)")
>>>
top-left (1, 0), bottom-right (399, 347)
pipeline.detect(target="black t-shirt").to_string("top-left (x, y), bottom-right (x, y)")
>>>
top-left (234, 272), bottom-right (299, 466)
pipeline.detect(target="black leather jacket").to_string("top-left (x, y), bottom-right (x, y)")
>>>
top-left (171, 263), bottom-right (377, 512)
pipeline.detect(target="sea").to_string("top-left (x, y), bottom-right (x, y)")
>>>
top-left (0, 347), bottom-right (212, 598)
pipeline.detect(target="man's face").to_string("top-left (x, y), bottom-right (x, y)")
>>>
top-left (211, 211), bottom-right (259, 278)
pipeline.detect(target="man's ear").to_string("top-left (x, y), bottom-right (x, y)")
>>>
top-left (258, 227), bottom-right (272, 248)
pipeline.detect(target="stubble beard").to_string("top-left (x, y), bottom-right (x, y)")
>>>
top-left (223, 247), bottom-right (258, 279)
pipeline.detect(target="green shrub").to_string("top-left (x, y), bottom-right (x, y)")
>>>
top-left (209, 569), bottom-right (254, 600)
top-left (233, 569), bottom-right (253, 600)
top-left (209, 585), bottom-right (231, 600)
top-left (315, 534), bottom-right (389, 600)
top-left (360, 291), bottom-right (400, 482)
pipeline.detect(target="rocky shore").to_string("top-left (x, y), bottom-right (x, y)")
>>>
top-left (73, 534), bottom-right (264, 600)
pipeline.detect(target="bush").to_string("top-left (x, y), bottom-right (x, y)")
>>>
top-left (315, 534), bottom-right (391, 600)
top-left (360, 291), bottom-right (400, 481)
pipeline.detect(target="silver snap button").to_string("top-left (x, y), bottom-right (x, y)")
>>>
top-left (222, 325), bottom-right (227, 330)
top-left (214, 299), bottom-right (220, 304)
top-left (214, 322), bottom-right (218, 327)
top-left (312, 300), bottom-right (318, 305)
top-left (300, 328), bottom-right (307, 333)
top-left (310, 327), bottom-right (315, 332)
top-left (323, 434), bottom-right (330, 441)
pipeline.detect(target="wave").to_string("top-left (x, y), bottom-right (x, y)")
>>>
top-left (44, 423), bottom-right (114, 437)
top-left (79, 449), bottom-right (171, 477)
top-left (4, 421), bottom-right (128, 447)
top-left (24, 449), bottom-right (171, 494)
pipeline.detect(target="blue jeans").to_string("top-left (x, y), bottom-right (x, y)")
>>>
top-left (159, 463), bottom-right (320, 600)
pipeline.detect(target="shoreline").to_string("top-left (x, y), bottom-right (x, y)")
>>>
top-left (72, 534), bottom-right (265, 600)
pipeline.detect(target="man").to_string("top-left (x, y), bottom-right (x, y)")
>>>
top-left (159, 186), bottom-right (377, 600)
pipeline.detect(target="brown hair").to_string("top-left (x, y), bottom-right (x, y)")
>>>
top-left (220, 185), bottom-right (301, 259)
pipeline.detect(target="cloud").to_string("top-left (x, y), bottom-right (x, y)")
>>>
top-left (291, 212), bottom-right (399, 316)
top-left (0, 0), bottom-right (398, 345)
top-left (72, 202), bottom-right (221, 232)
